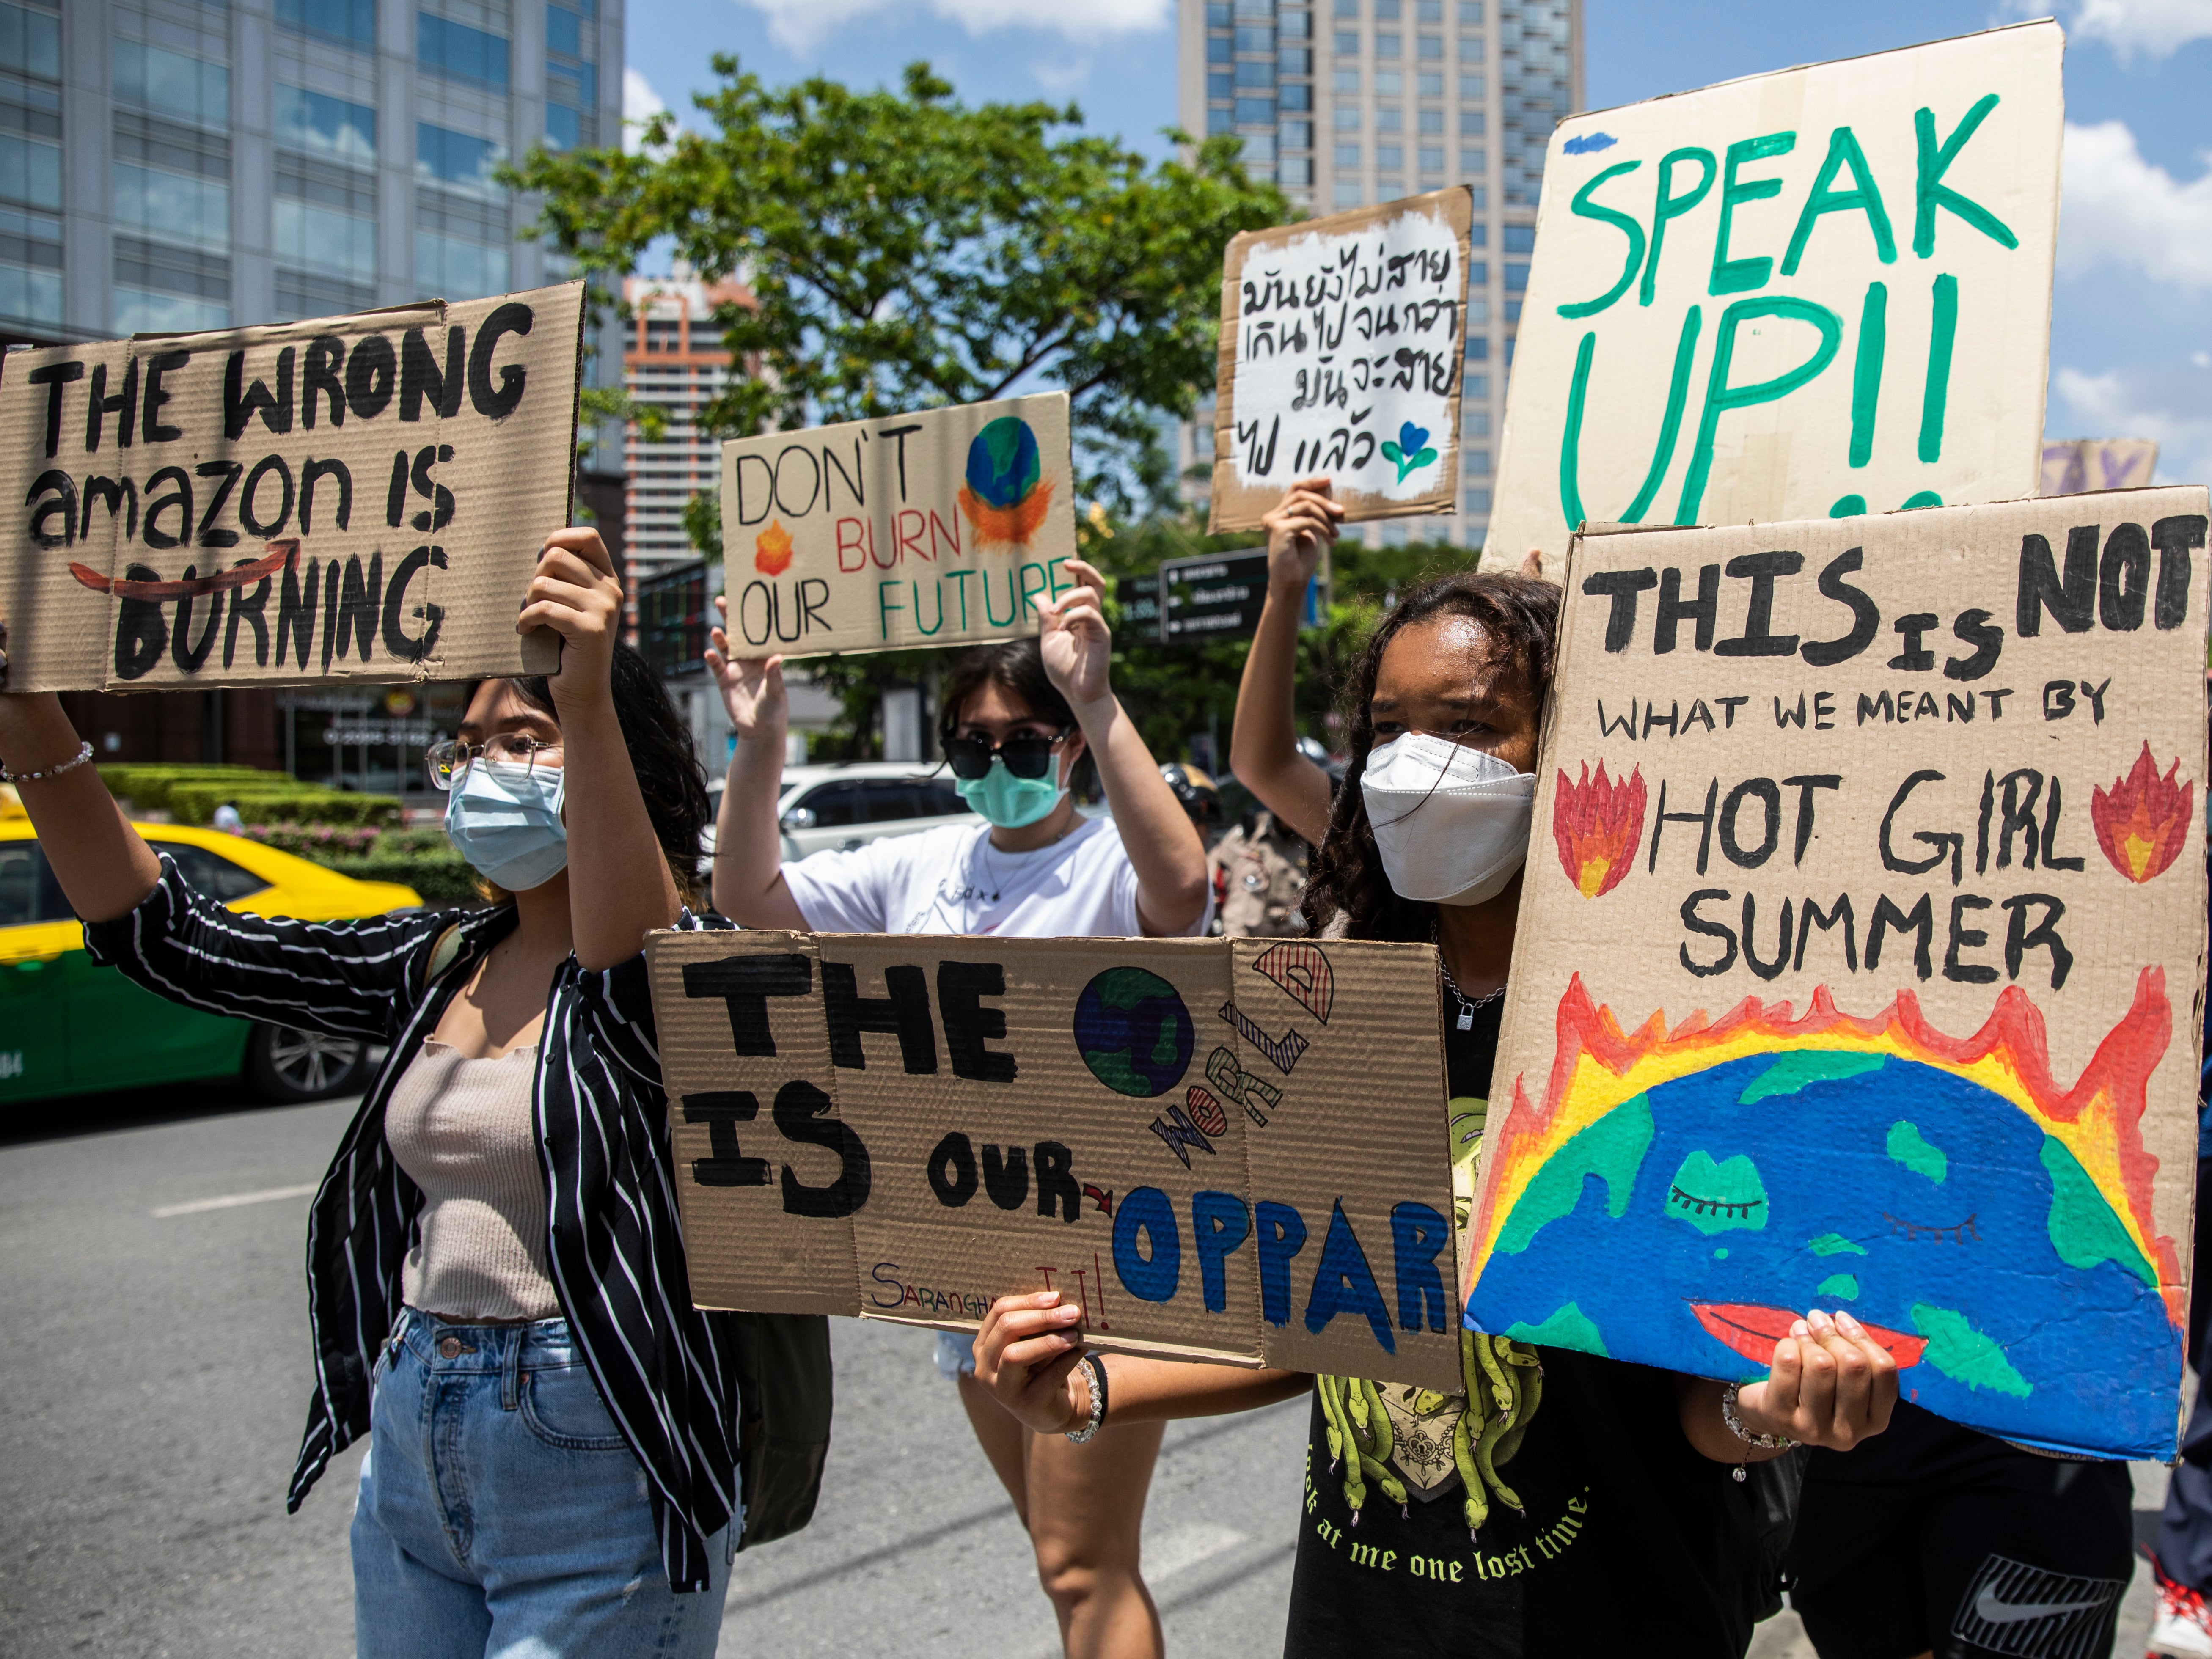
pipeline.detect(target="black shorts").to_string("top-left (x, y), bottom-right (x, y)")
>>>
top-left (1787, 1415), bottom-right (2133, 1659)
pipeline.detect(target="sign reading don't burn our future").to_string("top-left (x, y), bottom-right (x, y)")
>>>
top-left (716, 393), bottom-right (1078, 659)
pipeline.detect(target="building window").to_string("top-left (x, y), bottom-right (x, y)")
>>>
top-left (1504, 261), bottom-right (1528, 291)
top-left (1375, 106), bottom-right (1402, 131)
top-left (276, 154), bottom-right (378, 285)
top-left (1417, 69), bottom-right (1442, 95)
top-left (0, 8), bottom-right (63, 339)
top-left (1463, 448), bottom-right (1491, 474)
top-left (418, 122), bottom-right (507, 192)
top-left (1460, 72), bottom-right (1485, 98)
top-left (1469, 184), bottom-right (1488, 208)
top-left (1375, 144), bottom-right (1402, 170)
top-left (1208, 72), bottom-right (1234, 99)
top-left (1280, 81), bottom-right (1312, 110)
top-left (1417, 33), bottom-right (1442, 56)
top-left (1279, 46), bottom-right (1311, 73)
top-left (276, 270), bottom-right (376, 320)
top-left (416, 220), bottom-right (510, 300)
top-left (1282, 119), bottom-right (1313, 148)
top-left (1208, 107), bottom-right (1235, 135)
top-left (1466, 373), bottom-right (1487, 397)
top-left (1460, 146), bottom-right (1486, 172)
top-left (1417, 0), bottom-right (1442, 17)
top-left (1209, 34), bottom-right (1233, 62)
top-left (0, 2), bottom-right (59, 80)
top-left (113, 115), bottom-right (231, 252)
top-left (1503, 223), bottom-right (1535, 252)
top-left (1464, 489), bottom-right (1490, 514)
top-left (1468, 259), bottom-right (1487, 283)
top-left (1334, 142), bottom-right (1361, 168)
top-left (0, 83), bottom-right (64, 216)
top-left (1235, 23), bottom-right (1274, 50)
top-left (1459, 31), bottom-right (1484, 55)
top-left (1469, 221), bottom-right (1487, 246)
top-left (1375, 31), bottom-right (1400, 55)
top-left (1242, 132), bottom-right (1277, 162)
top-left (1333, 30), bottom-right (1359, 53)
top-left (1375, 0), bottom-right (1400, 15)
top-left (1333, 68), bottom-right (1359, 93)
top-left (113, 39), bottom-right (229, 127)
top-left (1334, 0), bottom-right (1357, 14)
top-left (1458, 0), bottom-right (1483, 20)
top-left (1281, 8), bottom-right (1312, 36)
top-left (418, 13), bottom-right (511, 91)
top-left (1235, 96), bottom-right (1276, 124)
top-left (1235, 58), bottom-right (1274, 85)
top-left (546, 4), bottom-right (599, 150)
top-left (1461, 109), bottom-right (1486, 135)
top-left (278, 0), bottom-right (377, 50)
top-left (1465, 410), bottom-right (1490, 436)
top-left (1335, 105), bottom-right (1361, 130)
top-left (1466, 335), bottom-right (1487, 361)
top-left (1418, 107), bottom-right (1444, 134)
top-left (1281, 156), bottom-right (1314, 185)
top-left (1333, 182), bottom-right (1365, 208)
top-left (1208, 0), bottom-right (1232, 21)
top-left (114, 236), bottom-right (230, 332)
top-left (1374, 69), bottom-right (1401, 94)
top-left (275, 85), bottom-right (377, 162)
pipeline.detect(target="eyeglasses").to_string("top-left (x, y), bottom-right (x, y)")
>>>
top-left (424, 734), bottom-right (564, 792)
top-left (942, 729), bottom-right (1071, 781)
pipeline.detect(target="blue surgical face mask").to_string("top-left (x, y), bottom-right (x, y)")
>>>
top-left (956, 754), bottom-right (1067, 829)
top-left (445, 760), bottom-right (569, 890)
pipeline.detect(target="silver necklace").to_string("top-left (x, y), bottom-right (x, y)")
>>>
top-left (1433, 924), bottom-right (1505, 1032)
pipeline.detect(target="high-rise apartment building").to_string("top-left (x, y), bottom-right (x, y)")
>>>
top-left (621, 266), bottom-right (750, 588)
top-left (1174, 0), bottom-right (1581, 547)
top-left (6, 0), bottom-right (623, 372)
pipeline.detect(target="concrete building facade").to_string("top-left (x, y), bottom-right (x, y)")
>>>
top-left (620, 265), bottom-right (749, 589)
top-left (1173, 0), bottom-right (1582, 548)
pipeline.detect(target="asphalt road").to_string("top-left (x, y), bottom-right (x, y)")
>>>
top-left (0, 1086), bottom-right (2171, 1658)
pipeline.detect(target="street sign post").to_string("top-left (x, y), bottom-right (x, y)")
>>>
top-left (1156, 550), bottom-right (1321, 644)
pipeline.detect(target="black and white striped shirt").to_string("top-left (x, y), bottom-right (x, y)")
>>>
top-left (84, 858), bottom-right (744, 1593)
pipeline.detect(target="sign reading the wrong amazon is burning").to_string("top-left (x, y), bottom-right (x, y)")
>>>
top-left (715, 393), bottom-right (1078, 660)
top-left (0, 283), bottom-right (584, 692)
top-left (1468, 488), bottom-right (2209, 1461)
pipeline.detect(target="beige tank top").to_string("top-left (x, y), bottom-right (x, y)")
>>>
top-left (383, 1039), bottom-right (560, 1321)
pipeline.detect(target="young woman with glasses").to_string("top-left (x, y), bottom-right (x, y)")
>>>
top-left (708, 556), bottom-right (1211, 1659)
top-left (0, 531), bottom-right (748, 1657)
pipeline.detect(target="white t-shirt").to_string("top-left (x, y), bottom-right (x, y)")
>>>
top-left (781, 815), bottom-right (1209, 939)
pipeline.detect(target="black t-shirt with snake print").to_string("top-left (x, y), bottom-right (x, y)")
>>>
top-left (1280, 1000), bottom-right (1755, 1657)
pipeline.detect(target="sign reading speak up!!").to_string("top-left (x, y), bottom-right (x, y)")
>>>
top-left (1209, 187), bottom-right (1473, 534)
top-left (715, 392), bottom-right (1078, 660)
top-left (1466, 487), bottom-right (2209, 1460)
top-left (1488, 23), bottom-right (2062, 572)
top-left (649, 930), bottom-right (1466, 1390)
top-left (0, 282), bottom-right (584, 691)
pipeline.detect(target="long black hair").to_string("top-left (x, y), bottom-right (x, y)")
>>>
top-left (484, 642), bottom-right (713, 902)
top-left (934, 638), bottom-right (1100, 795)
top-left (1300, 571), bottom-right (1560, 941)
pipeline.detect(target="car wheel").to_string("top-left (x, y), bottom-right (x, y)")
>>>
top-left (245, 1023), bottom-right (372, 1103)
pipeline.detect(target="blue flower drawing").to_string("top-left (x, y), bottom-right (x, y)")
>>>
top-left (1378, 421), bottom-right (1440, 484)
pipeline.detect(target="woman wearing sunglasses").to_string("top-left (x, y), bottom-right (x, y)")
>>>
top-left (709, 555), bottom-right (1211, 1659)
top-left (0, 531), bottom-right (747, 1656)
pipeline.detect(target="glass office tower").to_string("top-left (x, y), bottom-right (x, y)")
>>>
top-left (1174, 0), bottom-right (1583, 547)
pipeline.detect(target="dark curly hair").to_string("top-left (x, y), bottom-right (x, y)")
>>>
top-left (935, 637), bottom-right (1100, 796)
top-left (1300, 571), bottom-right (1561, 941)
top-left (480, 642), bottom-right (713, 903)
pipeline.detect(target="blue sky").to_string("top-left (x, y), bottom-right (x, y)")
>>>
top-left (624, 0), bottom-right (2212, 484)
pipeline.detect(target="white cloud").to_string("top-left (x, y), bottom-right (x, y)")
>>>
top-left (2058, 119), bottom-right (2212, 293)
top-left (2054, 361), bottom-right (2212, 486)
top-left (737, 0), bottom-right (1169, 51)
top-left (623, 66), bottom-right (670, 154)
top-left (2067, 0), bottom-right (2212, 61)
top-left (1031, 56), bottom-right (1095, 94)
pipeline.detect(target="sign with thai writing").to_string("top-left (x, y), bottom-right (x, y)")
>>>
top-left (1488, 23), bottom-right (2061, 570)
top-left (1467, 488), bottom-right (2208, 1460)
top-left (714, 393), bottom-right (1078, 660)
top-left (1209, 187), bottom-right (1474, 533)
top-left (649, 929), bottom-right (1464, 1390)
top-left (0, 283), bottom-right (583, 691)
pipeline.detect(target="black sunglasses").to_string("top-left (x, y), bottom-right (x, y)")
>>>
top-left (943, 729), bottom-right (1071, 781)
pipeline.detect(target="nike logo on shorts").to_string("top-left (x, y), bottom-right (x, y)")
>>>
top-left (1951, 1554), bottom-right (2124, 1658)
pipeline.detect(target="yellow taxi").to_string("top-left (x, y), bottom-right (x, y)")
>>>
top-left (0, 812), bottom-right (422, 1105)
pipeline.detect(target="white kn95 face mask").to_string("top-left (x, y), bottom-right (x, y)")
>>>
top-left (1359, 732), bottom-right (1536, 906)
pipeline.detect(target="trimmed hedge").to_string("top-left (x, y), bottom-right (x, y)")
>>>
top-left (99, 764), bottom-right (273, 815)
top-left (323, 850), bottom-right (479, 906)
top-left (99, 764), bottom-right (401, 828)
top-left (243, 823), bottom-right (481, 907)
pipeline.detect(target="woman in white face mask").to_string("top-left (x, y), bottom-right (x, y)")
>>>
top-left (967, 504), bottom-right (1902, 1659)
top-left (707, 556), bottom-right (1211, 1659)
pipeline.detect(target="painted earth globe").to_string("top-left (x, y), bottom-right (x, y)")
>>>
top-left (1072, 966), bottom-right (1194, 1098)
top-left (965, 417), bottom-right (1043, 509)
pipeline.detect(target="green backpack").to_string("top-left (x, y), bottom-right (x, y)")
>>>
top-left (728, 1311), bottom-right (834, 1550)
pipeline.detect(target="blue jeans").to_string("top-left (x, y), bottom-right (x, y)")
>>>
top-left (352, 1309), bottom-right (732, 1658)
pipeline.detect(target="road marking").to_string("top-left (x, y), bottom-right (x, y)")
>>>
top-left (152, 1182), bottom-right (319, 1218)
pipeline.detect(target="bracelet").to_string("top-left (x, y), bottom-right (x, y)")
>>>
top-left (1065, 1356), bottom-right (1106, 1444)
top-left (0, 740), bottom-right (93, 785)
top-left (1720, 1380), bottom-right (1794, 1480)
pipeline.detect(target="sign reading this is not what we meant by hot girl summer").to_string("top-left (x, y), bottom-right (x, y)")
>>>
top-left (0, 282), bottom-right (585, 691)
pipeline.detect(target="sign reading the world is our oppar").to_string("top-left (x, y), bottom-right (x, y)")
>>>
top-left (647, 929), bottom-right (1468, 1391)
top-left (1466, 488), bottom-right (2209, 1461)
top-left (1487, 23), bottom-right (2062, 572)
top-left (0, 282), bottom-right (585, 691)
top-left (1208, 187), bottom-right (1474, 534)
top-left (715, 392), bottom-right (1078, 660)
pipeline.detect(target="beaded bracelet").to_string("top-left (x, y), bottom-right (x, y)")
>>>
top-left (1720, 1380), bottom-right (1794, 1480)
top-left (1, 740), bottom-right (93, 785)
top-left (1065, 1356), bottom-right (1106, 1444)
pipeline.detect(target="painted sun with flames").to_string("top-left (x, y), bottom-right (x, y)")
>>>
top-left (1462, 971), bottom-right (2187, 1459)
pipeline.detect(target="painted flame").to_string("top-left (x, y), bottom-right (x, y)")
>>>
top-left (957, 476), bottom-right (1054, 547)
top-left (754, 519), bottom-right (795, 578)
top-left (2091, 743), bottom-right (2192, 884)
top-left (1466, 969), bottom-right (2182, 1326)
top-left (1552, 761), bottom-right (1647, 898)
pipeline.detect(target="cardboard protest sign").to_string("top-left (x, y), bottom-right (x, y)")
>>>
top-left (714, 393), bottom-right (1078, 660)
top-left (648, 929), bottom-right (1465, 1389)
top-left (0, 282), bottom-right (583, 691)
top-left (1488, 23), bottom-right (2062, 571)
top-left (1464, 488), bottom-right (2209, 1460)
top-left (1208, 187), bottom-right (1473, 534)
top-left (2041, 438), bottom-right (2158, 497)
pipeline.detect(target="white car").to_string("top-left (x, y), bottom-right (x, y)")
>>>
top-left (704, 761), bottom-right (977, 865)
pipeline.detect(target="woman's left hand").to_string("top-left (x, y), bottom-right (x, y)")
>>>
top-left (516, 528), bottom-right (624, 713)
top-left (1736, 1308), bottom-right (1899, 1451)
top-left (1039, 558), bottom-right (1112, 714)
